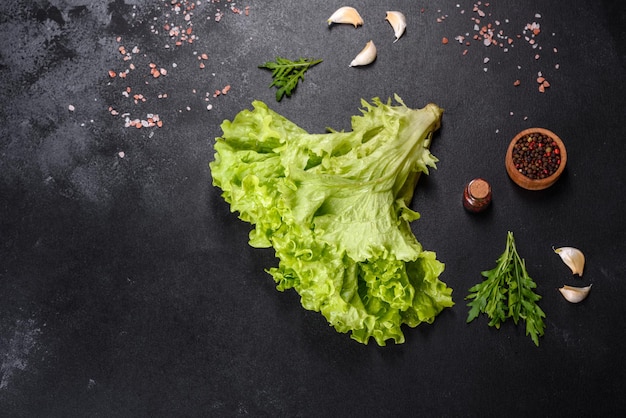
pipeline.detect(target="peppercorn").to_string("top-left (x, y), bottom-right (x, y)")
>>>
top-left (463, 178), bottom-right (492, 212)
top-left (511, 133), bottom-right (561, 179)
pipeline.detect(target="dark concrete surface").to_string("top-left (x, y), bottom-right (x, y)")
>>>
top-left (1, 0), bottom-right (625, 416)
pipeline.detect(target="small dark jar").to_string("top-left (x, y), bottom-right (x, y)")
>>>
top-left (463, 178), bottom-right (492, 213)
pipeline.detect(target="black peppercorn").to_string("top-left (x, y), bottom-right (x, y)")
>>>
top-left (511, 133), bottom-right (561, 180)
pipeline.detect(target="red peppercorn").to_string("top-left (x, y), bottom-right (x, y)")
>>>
top-left (511, 133), bottom-right (561, 180)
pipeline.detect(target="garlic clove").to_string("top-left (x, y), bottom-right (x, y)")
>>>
top-left (558, 284), bottom-right (592, 303)
top-left (554, 247), bottom-right (585, 276)
top-left (349, 40), bottom-right (377, 67)
top-left (327, 6), bottom-right (363, 28)
top-left (385, 11), bottom-right (406, 43)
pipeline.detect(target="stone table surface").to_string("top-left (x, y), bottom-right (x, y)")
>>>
top-left (1, 1), bottom-right (625, 416)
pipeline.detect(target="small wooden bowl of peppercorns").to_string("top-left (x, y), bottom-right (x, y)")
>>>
top-left (505, 127), bottom-right (567, 190)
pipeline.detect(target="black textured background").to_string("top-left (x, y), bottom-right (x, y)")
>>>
top-left (1, 1), bottom-right (625, 416)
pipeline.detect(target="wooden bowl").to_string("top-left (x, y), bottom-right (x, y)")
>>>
top-left (505, 128), bottom-right (567, 190)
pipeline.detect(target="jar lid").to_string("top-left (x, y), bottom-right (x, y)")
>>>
top-left (468, 178), bottom-right (491, 199)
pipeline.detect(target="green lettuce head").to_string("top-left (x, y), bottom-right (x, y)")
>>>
top-left (210, 95), bottom-right (453, 345)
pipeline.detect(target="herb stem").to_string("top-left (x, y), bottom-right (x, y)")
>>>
top-left (466, 231), bottom-right (545, 346)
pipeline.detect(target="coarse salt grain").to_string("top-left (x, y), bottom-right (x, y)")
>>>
top-left (435, 3), bottom-right (561, 102)
top-left (107, 0), bottom-right (249, 131)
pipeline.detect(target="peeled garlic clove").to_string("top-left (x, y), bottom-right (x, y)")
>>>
top-left (385, 11), bottom-right (406, 43)
top-left (327, 6), bottom-right (363, 28)
top-left (554, 247), bottom-right (585, 276)
top-left (559, 284), bottom-right (592, 303)
top-left (349, 40), bottom-right (376, 67)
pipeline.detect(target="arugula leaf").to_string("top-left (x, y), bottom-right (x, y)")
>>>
top-left (258, 57), bottom-right (322, 101)
top-left (466, 231), bottom-right (546, 346)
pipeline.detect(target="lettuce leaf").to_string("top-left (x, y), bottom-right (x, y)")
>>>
top-left (210, 95), bottom-right (453, 345)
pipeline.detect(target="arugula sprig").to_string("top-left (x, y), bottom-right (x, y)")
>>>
top-left (259, 57), bottom-right (322, 102)
top-left (466, 231), bottom-right (546, 346)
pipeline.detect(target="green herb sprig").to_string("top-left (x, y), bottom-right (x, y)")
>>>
top-left (466, 231), bottom-right (546, 346)
top-left (258, 57), bottom-right (322, 102)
